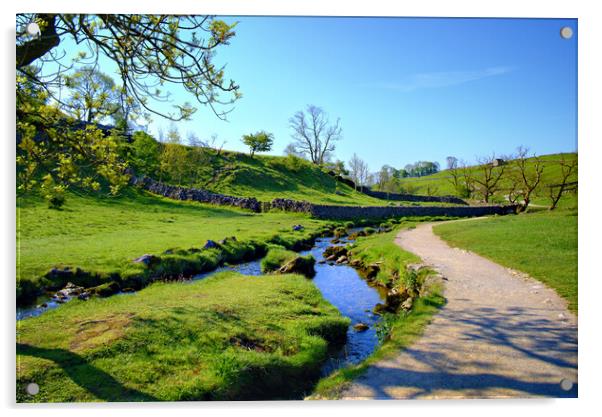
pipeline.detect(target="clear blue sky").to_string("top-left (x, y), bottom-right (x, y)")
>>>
top-left (55, 16), bottom-right (580, 171)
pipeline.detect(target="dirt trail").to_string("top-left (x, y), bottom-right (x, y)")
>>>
top-left (341, 221), bottom-right (578, 399)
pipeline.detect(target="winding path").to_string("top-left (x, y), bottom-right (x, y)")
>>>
top-left (341, 220), bottom-right (578, 399)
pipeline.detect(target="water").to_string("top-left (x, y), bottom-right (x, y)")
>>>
top-left (17, 232), bottom-right (386, 375)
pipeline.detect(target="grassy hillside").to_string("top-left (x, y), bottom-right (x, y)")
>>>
top-left (170, 150), bottom-right (385, 206)
top-left (396, 153), bottom-right (577, 201)
top-left (434, 206), bottom-right (577, 313)
top-left (17, 189), bottom-right (331, 291)
top-left (17, 272), bottom-right (349, 401)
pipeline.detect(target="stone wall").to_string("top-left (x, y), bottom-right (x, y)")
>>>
top-left (360, 189), bottom-right (468, 205)
top-left (131, 175), bottom-right (516, 220)
top-left (130, 175), bottom-right (262, 212)
top-left (308, 204), bottom-right (518, 220)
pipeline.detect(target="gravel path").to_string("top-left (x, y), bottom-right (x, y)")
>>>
top-left (341, 221), bottom-right (578, 399)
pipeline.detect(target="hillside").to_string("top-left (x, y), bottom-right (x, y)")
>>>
top-left (396, 153), bottom-right (577, 204)
top-left (160, 150), bottom-right (387, 206)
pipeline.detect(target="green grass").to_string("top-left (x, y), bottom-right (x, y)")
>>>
top-left (175, 150), bottom-right (386, 206)
top-left (17, 271), bottom-right (350, 402)
top-left (347, 225), bottom-right (421, 288)
top-left (397, 152), bottom-right (578, 200)
top-left (261, 247), bottom-right (299, 272)
top-left (17, 189), bottom-right (332, 299)
top-left (433, 207), bottom-right (578, 312)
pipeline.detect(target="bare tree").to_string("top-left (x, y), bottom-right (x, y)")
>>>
top-left (473, 154), bottom-right (507, 203)
top-left (289, 105), bottom-right (342, 165)
top-left (511, 146), bottom-right (544, 211)
top-left (446, 156), bottom-right (461, 195)
top-left (459, 159), bottom-right (476, 198)
top-left (548, 156), bottom-right (577, 210)
top-left (348, 153), bottom-right (369, 190)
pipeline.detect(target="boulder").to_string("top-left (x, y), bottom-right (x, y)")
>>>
top-left (278, 256), bottom-right (316, 278)
top-left (401, 297), bottom-right (414, 311)
top-left (292, 224), bottom-right (304, 231)
top-left (78, 292), bottom-right (91, 301)
top-left (219, 236), bottom-right (237, 245)
top-left (349, 259), bottom-right (362, 267)
top-left (323, 245), bottom-right (348, 259)
top-left (385, 287), bottom-right (410, 311)
top-left (133, 254), bottom-right (160, 267)
top-left (336, 256), bottom-right (348, 264)
top-left (203, 240), bottom-right (220, 250)
top-left (353, 323), bottom-right (369, 332)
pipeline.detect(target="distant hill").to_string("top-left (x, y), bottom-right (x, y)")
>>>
top-left (396, 153), bottom-right (578, 202)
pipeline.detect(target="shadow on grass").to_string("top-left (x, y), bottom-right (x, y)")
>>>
top-left (17, 343), bottom-right (158, 401)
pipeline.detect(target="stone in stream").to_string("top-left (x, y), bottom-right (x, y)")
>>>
top-left (353, 323), bottom-right (370, 332)
top-left (336, 256), bottom-right (348, 264)
top-left (277, 256), bottom-right (316, 278)
top-left (323, 245), bottom-right (348, 260)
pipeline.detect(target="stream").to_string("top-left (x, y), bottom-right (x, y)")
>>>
top-left (17, 233), bottom-right (387, 375)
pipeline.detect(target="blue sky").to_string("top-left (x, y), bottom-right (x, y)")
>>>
top-left (50, 16), bottom-right (579, 171)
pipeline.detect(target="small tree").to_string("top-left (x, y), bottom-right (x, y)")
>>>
top-left (473, 154), bottom-right (507, 203)
top-left (289, 105), bottom-right (342, 165)
top-left (159, 125), bottom-right (188, 185)
top-left (511, 146), bottom-right (544, 211)
top-left (548, 156), bottom-right (577, 210)
top-left (241, 131), bottom-right (274, 157)
top-left (130, 131), bottom-right (160, 176)
top-left (63, 66), bottom-right (119, 123)
top-left (348, 153), bottom-right (369, 190)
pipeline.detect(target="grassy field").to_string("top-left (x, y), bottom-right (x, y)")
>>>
top-left (433, 205), bottom-right (578, 312)
top-left (396, 153), bottom-right (577, 199)
top-left (17, 271), bottom-right (350, 401)
top-left (16, 189), bottom-right (332, 298)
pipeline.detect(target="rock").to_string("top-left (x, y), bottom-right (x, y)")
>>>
top-left (133, 254), bottom-right (160, 267)
top-left (401, 297), bottom-right (414, 311)
top-left (323, 245), bottom-right (348, 259)
top-left (203, 240), bottom-right (220, 250)
top-left (326, 254), bottom-right (337, 261)
top-left (292, 224), bottom-right (304, 231)
top-left (78, 292), bottom-right (91, 301)
top-left (89, 281), bottom-right (121, 297)
top-left (386, 288), bottom-right (410, 311)
top-left (37, 303), bottom-right (48, 308)
top-left (336, 256), bottom-right (348, 264)
top-left (331, 238), bottom-right (341, 245)
top-left (317, 260), bottom-right (326, 264)
top-left (122, 288), bottom-right (136, 293)
top-left (362, 263), bottom-right (380, 279)
top-left (372, 303), bottom-right (387, 315)
top-left (219, 236), bottom-right (237, 245)
top-left (277, 256), bottom-right (316, 278)
top-left (353, 323), bottom-right (369, 332)
top-left (349, 259), bottom-right (362, 267)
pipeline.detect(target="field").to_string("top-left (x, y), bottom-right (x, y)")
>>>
top-left (17, 271), bottom-right (349, 401)
top-left (434, 204), bottom-right (578, 312)
top-left (16, 188), bottom-right (331, 297)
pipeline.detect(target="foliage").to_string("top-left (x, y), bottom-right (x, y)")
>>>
top-left (16, 82), bottom-right (130, 205)
top-left (129, 131), bottom-right (161, 176)
top-left (17, 272), bottom-right (350, 401)
top-left (63, 66), bottom-right (119, 123)
top-left (241, 131), bottom-right (274, 157)
top-left (403, 160), bottom-right (440, 177)
top-left (16, 14), bottom-right (240, 121)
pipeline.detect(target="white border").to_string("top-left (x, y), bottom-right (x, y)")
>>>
top-left (3, 1), bottom-right (600, 416)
